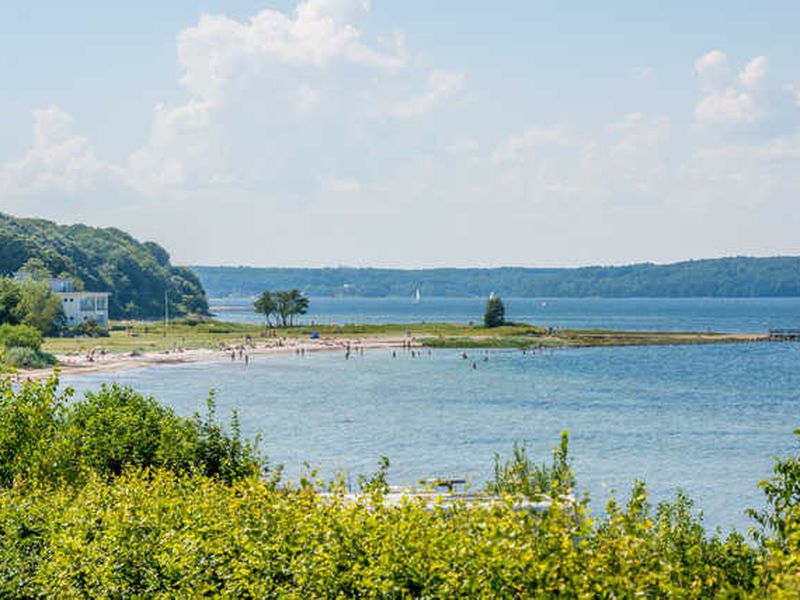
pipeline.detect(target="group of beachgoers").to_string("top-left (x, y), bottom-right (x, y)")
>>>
top-left (229, 345), bottom-right (251, 365)
top-left (32, 333), bottom-right (558, 381)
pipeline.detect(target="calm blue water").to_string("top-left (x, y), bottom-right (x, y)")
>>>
top-left (211, 296), bottom-right (800, 333)
top-left (63, 335), bottom-right (800, 533)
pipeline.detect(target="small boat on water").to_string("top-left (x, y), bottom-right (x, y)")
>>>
top-left (413, 287), bottom-right (421, 304)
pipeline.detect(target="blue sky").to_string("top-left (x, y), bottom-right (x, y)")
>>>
top-left (2, 1), bottom-right (799, 267)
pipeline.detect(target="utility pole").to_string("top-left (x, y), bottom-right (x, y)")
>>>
top-left (164, 290), bottom-right (169, 338)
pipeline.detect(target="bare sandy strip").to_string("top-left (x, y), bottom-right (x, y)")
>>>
top-left (15, 336), bottom-right (417, 381)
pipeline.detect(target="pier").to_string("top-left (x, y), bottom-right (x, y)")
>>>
top-left (768, 329), bottom-right (800, 341)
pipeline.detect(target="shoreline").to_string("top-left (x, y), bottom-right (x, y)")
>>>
top-left (15, 327), bottom-right (774, 381)
top-left (18, 335), bottom-right (415, 381)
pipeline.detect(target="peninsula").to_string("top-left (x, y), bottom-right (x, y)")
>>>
top-left (13, 318), bottom-right (767, 380)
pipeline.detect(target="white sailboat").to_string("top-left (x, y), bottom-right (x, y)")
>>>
top-left (414, 287), bottom-right (421, 304)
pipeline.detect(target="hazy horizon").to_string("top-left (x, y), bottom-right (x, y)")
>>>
top-left (190, 253), bottom-right (799, 270)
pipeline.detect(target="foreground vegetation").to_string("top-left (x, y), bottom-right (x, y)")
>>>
top-left (1, 376), bottom-right (800, 595)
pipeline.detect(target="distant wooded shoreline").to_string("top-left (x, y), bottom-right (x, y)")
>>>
top-left (193, 256), bottom-right (800, 298)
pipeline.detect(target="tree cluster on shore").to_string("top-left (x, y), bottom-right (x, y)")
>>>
top-left (1, 375), bottom-right (800, 595)
top-left (0, 212), bottom-right (208, 318)
top-left (254, 289), bottom-right (310, 327)
top-left (0, 274), bottom-right (65, 369)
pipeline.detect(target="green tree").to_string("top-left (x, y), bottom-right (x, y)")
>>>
top-left (484, 296), bottom-right (505, 328)
top-left (254, 290), bottom-right (277, 328)
top-left (17, 257), bottom-right (51, 279)
top-left (0, 279), bottom-right (21, 325)
top-left (272, 289), bottom-right (310, 327)
top-left (0, 323), bottom-right (43, 352)
top-left (273, 290), bottom-right (291, 326)
top-left (14, 281), bottom-right (65, 335)
top-left (286, 288), bottom-right (309, 326)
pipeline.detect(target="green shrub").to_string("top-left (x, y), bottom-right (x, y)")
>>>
top-left (0, 323), bottom-right (43, 351)
top-left (0, 378), bottom-right (262, 487)
top-left (2, 347), bottom-right (56, 369)
top-left (487, 431), bottom-right (574, 499)
top-left (0, 376), bottom-right (64, 487)
top-left (0, 377), bottom-right (799, 596)
top-left (71, 317), bottom-right (109, 337)
top-left (748, 428), bottom-right (800, 549)
top-left (0, 470), bottom-right (762, 597)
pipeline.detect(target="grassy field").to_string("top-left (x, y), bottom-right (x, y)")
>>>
top-left (41, 320), bottom-right (544, 355)
top-left (41, 318), bottom-right (767, 356)
top-left (42, 319), bottom-right (267, 355)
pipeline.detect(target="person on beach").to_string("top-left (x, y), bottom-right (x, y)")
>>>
top-left (245, 353), bottom-right (249, 366)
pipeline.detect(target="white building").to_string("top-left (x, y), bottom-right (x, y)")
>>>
top-left (59, 291), bottom-right (111, 327)
top-left (13, 272), bottom-right (111, 327)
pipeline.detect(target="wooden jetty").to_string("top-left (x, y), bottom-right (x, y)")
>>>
top-left (768, 329), bottom-right (800, 341)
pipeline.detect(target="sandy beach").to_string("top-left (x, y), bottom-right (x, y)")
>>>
top-left (17, 335), bottom-right (417, 381)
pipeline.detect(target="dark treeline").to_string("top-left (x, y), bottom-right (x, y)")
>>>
top-left (0, 213), bottom-right (208, 319)
top-left (194, 256), bottom-right (800, 298)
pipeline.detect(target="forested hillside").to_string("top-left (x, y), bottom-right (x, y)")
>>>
top-left (194, 257), bottom-right (800, 298)
top-left (0, 213), bottom-right (207, 318)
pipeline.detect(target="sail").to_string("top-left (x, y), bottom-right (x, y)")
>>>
top-left (414, 287), bottom-right (421, 303)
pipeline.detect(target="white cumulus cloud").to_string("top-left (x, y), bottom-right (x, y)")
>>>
top-left (0, 106), bottom-right (108, 195)
top-left (694, 51), bottom-right (775, 128)
top-left (388, 69), bottom-right (465, 118)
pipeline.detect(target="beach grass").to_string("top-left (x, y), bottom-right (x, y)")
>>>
top-left (41, 318), bottom-right (766, 356)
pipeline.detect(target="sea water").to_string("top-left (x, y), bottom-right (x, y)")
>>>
top-left (211, 296), bottom-right (800, 332)
top-left (63, 329), bottom-right (800, 532)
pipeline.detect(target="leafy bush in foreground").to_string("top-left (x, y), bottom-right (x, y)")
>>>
top-left (0, 377), bottom-right (261, 487)
top-left (0, 469), bottom-right (761, 597)
top-left (488, 431), bottom-right (574, 499)
top-left (2, 376), bottom-right (800, 596)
